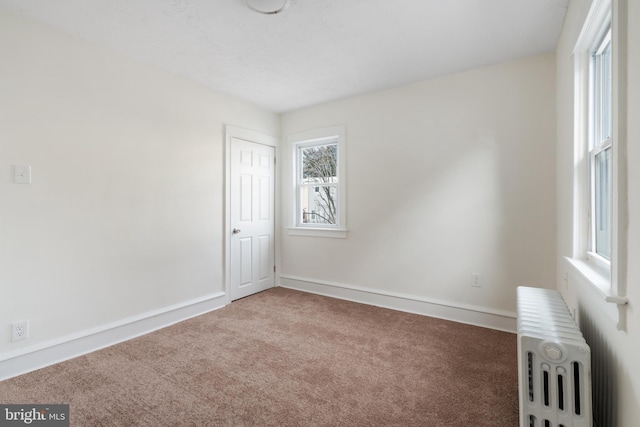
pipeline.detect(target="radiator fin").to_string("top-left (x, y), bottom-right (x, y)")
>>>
top-left (517, 286), bottom-right (593, 427)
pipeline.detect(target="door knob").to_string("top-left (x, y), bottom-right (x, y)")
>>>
top-left (232, 228), bottom-right (241, 234)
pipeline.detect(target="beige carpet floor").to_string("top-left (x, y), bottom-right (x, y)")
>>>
top-left (0, 287), bottom-right (519, 426)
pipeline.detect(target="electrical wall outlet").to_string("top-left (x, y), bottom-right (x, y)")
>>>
top-left (471, 273), bottom-right (482, 288)
top-left (11, 320), bottom-right (29, 342)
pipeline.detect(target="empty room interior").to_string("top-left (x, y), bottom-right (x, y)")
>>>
top-left (1, 0), bottom-right (639, 425)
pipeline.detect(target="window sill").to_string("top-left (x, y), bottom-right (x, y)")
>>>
top-left (287, 227), bottom-right (348, 239)
top-left (565, 256), bottom-right (628, 327)
top-left (567, 256), bottom-right (610, 292)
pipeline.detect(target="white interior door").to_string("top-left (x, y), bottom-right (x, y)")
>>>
top-left (230, 137), bottom-right (275, 301)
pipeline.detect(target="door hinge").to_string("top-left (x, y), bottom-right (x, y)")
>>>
top-left (274, 156), bottom-right (276, 165)
top-left (273, 265), bottom-right (276, 273)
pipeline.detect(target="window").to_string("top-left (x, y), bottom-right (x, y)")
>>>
top-left (288, 126), bottom-right (346, 238)
top-left (589, 27), bottom-right (612, 262)
top-left (298, 141), bottom-right (338, 226)
top-left (569, 0), bottom-right (629, 323)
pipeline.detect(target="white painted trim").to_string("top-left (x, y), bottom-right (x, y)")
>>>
top-left (568, 0), bottom-right (628, 331)
top-left (0, 292), bottom-right (227, 381)
top-left (278, 275), bottom-right (516, 333)
top-left (286, 227), bottom-right (348, 238)
top-left (574, 0), bottom-right (612, 53)
top-left (564, 256), bottom-right (622, 326)
top-left (224, 125), bottom-right (280, 303)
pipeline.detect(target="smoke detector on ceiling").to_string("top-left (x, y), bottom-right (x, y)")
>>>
top-left (244, 0), bottom-right (290, 15)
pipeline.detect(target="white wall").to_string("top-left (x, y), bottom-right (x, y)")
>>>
top-left (556, 0), bottom-right (640, 425)
top-left (0, 8), bottom-right (279, 364)
top-left (280, 54), bottom-right (557, 328)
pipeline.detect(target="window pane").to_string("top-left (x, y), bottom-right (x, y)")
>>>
top-left (299, 185), bottom-right (337, 225)
top-left (601, 39), bottom-right (612, 141)
top-left (594, 32), bottom-right (612, 146)
top-left (301, 144), bottom-right (337, 184)
top-left (594, 147), bottom-right (611, 259)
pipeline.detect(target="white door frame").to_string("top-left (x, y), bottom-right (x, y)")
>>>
top-left (224, 125), bottom-right (279, 304)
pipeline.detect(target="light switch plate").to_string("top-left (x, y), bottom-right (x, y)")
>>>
top-left (13, 165), bottom-right (31, 184)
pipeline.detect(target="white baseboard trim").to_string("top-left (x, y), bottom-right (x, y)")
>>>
top-left (279, 275), bottom-right (516, 333)
top-left (0, 292), bottom-right (227, 381)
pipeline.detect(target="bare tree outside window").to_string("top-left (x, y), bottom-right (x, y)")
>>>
top-left (300, 144), bottom-right (338, 225)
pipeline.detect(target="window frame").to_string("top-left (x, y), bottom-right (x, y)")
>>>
top-left (296, 138), bottom-right (339, 228)
top-left (287, 126), bottom-right (347, 238)
top-left (588, 25), bottom-right (613, 266)
top-left (568, 0), bottom-right (629, 327)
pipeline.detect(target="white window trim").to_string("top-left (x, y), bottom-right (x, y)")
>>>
top-left (287, 125), bottom-right (347, 238)
top-left (588, 26), bottom-right (613, 263)
top-left (295, 137), bottom-right (339, 229)
top-left (570, 0), bottom-right (628, 329)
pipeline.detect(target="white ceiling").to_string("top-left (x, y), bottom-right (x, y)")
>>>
top-left (0, 0), bottom-right (568, 113)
